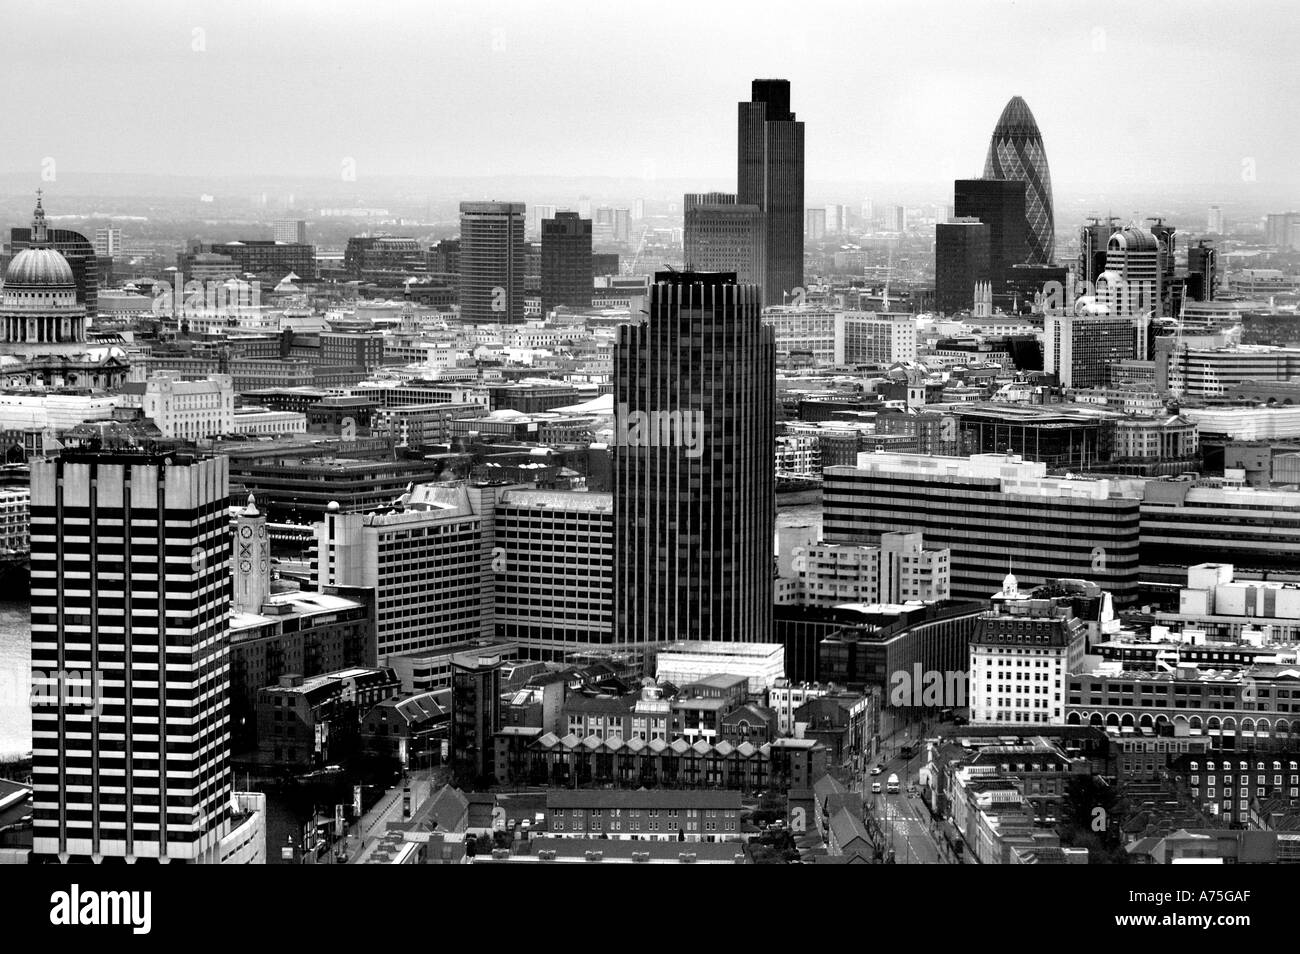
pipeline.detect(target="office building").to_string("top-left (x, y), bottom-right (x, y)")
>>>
top-left (1186, 240), bottom-right (1218, 302)
top-left (1208, 205), bottom-right (1226, 236)
top-left (823, 452), bottom-right (1141, 605)
top-left (1078, 217), bottom-right (1119, 286)
top-left (458, 201), bottom-right (527, 324)
top-left (834, 312), bottom-right (918, 365)
top-left (93, 226), bottom-right (122, 257)
top-left (1104, 226), bottom-right (1163, 317)
top-left (953, 178), bottom-right (1028, 298)
top-left (613, 272), bottom-right (774, 649)
top-left (935, 218), bottom-right (991, 315)
top-left (1264, 212), bottom-right (1300, 249)
top-left (272, 219), bottom-right (307, 244)
top-left (314, 483), bottom-right (501, 660)
top-left (492, 489), bottom-right (614, 660)
top-left (1140, 480), bottom-right (1300, 583)
top-left (140, 373), bottom-right (234, 440)
top-left (1044, 311), bottom-right (1137, 389)
top-left (798, 531), bottom-right (950, 607)
top-left (182, 239), bottom-right (316, 281)
top-left (968, 584), bottom-right (1088, 726)
top-left (762, 305), bottom-right (837, 366)
top-left (30, 438), bottom-right (233, 863)
top-left (982, 95), bottom-right (1055, 265)
top-left (450, 651), bottom-right (503, 782)
top-left (738, 79), bottom-right (804, 304)
top-left (540, 212), bottom-right (593, 313)
top-left (805, 206), bottom-right (827, 241)
top-left (683, 192), bottom-right (765, 287)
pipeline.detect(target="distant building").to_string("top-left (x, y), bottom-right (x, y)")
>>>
top-left (738, 79), bottom-right (804, 304)
top-left (141, 373), bottom-right (234, 439)
top-left (540, 212), bottom-right (592, 313)
top-left (684, 192), bottom-right (765, 287)
top-left (835, 312), bottom-right (918, 365)
top-left (459, 201), bottom-right (527, 324)
top-left (272, 219), bottom-right (307, 244)
top-left (797, 531), bottom-right (950, 607)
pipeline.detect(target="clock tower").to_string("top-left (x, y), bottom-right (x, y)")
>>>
top-left (233, 493), bottom-right (271, 615)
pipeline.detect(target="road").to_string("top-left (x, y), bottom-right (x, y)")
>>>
top-left (854, 723), bottom-right (952, 864)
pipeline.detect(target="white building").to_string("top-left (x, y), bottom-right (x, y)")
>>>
top-left (315, 483), bottom-right (501, 660)
top-left (767, 679), bottom-right (833, 735)
top-left (762, 306), bottom-right (837, 366)
top-left (835, 312), bottom-right (918, 366)
top-left (799, 531), bottom-right (950, 607)
top-left (1155, 562), bottom-right (1300, 641)
top-left (0, 488), bottom-right (29, 553)
top-left (1182, 405), bottom-right (1300, 441)
top-left (231, 407), bottom-right (308, 436)
top-left (968, 578), bottom-right (1087, 727)
top-left (655, 641), bottom-right (785, 695)
top-left (141, 373), bottom-right (234, 439)
top-left (0, 391), bottom-right (120, 433)
top-left (218, 792), bottom-right (267, 864)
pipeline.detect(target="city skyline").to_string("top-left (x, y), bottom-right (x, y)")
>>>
top-left (2, 0), bottom-right (1300, 902)
top-left (1, 1), bottom-right (1297, 192)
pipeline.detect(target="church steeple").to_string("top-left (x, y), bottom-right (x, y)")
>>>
top-left (31, 189), bottom-right (48, 245)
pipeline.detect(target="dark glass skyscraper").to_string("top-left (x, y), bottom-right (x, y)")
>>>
top-left (540, 211), bottom-right (592, 312)
top-left (983, 95), bottom-right (1055, 265)
top-left (613, 271), bottom-right (774, 651)
top-left (954, 178), bottom-right (1027, 300)
top-left (935, 219), bottom-right (991, 314)
top-left (738, 79), bottom-right (804, 305)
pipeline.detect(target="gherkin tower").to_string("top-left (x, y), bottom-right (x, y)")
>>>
top-left (983, 95), bottom-right (1055, 265)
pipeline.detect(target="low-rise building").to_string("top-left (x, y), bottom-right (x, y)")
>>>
top-left (545, 790), bottom-right (743, 841)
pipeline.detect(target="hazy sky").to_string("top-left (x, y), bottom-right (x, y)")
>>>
top-left (2, 0), bottom-right (1297, 191)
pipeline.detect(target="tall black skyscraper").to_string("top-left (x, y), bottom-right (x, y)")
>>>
top-left (935, 219), bottom-right (991, 315)
top-left (1187, 240), bottom-right (1219, 302)
top-left (613, 271), bottom-right (774, 651)
top-left (738, 79), bottom-right (804, 305)
top-left (982, 95), bottom-right (1056, 265)
top-left (954, 178), bottom-right (1028, 291)
top-left (540, 211), bottom-right (593, 312)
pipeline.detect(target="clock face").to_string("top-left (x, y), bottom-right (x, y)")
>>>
top-left (240, 559), bottom-right (252, 574)
top-left (260, 559), bottom-right (268, 573)
top-left (240, 525), bottom-right (253, 539)
top-left (257, 524), bottom-right (266, 539)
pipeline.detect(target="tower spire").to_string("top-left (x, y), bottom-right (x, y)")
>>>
top-left (32, 189), bottom-right (48, 245)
